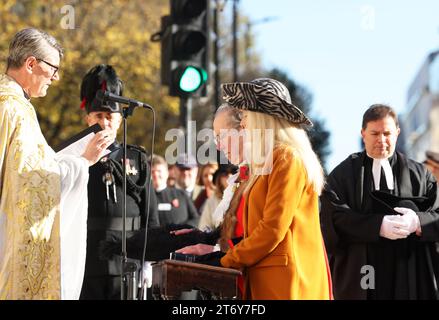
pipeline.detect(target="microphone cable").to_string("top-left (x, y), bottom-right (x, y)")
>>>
top-left (138, 103), bottom-right (156, 300)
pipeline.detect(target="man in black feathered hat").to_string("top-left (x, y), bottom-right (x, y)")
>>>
top-left (78, 64), bottom-right (160, 300)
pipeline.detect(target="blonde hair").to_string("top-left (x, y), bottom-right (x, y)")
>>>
top-left (244, 111), bottom-right (324, 194)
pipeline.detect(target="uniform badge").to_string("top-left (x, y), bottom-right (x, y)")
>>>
top-left (122, 158), bottom-right (138, 176)
top-left (171, 199), bottom-right (180, 208)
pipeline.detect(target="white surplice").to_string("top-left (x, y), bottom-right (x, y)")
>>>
top-left (0, 74), bottom-right (89, 300)
top-left (56, 154), bottom-right (89, 300)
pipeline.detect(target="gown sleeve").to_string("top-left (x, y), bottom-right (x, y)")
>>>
top-left (55, 153), bottom-right (89, 300)
top-left (320, 165), bottom-right (384, 255)
top-left (417, 169), bottom-right (439, 242)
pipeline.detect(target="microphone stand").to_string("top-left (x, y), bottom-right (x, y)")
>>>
top-left (120, 101), bottom-right (139, 300)
top-left (98, 90), bottom-right (155, 300)
top-left (119, 99), bottom-right (156, 300)
top-left (138, 105), bottom-right (155, 300)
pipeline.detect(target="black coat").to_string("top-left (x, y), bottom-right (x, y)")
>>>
top-left (99, 224), bottom-right (220, 262)
top-left (320, 151), bottom-right (439, 300)
top-left (156, 187), bottom-right (199, 227)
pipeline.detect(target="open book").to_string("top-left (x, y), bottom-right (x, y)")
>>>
top-left (54, 123), bottom-right (113, 157)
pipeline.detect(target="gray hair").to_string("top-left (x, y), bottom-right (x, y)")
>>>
top-left (215, 103), bottom-right (243, 130)
top-left (7, 28), bottom-right (64, 70)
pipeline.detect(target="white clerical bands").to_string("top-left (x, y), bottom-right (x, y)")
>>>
top-left (372, 158), bottom-right (394, 191)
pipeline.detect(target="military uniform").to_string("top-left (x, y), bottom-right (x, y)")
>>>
top-left (80, 142), bottom-right (159, 300)
top-left (77, 64), bottom-right (159, 300)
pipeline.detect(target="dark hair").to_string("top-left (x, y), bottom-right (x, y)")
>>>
top-left (362, 104), bottom-right (399, 130)
top-left (196, 163), bottom-right (218, 186)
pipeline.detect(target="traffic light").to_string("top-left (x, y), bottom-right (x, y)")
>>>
top-left (160, 0), bottom-right (210, 97)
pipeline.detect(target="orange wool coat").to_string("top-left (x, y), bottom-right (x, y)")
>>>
top-left (220, 146), bottom-right (332, 300)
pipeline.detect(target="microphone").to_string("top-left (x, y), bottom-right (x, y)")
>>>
top-left (96, 90), bottom-right (153, 110)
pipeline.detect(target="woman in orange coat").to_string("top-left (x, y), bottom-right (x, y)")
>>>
top-left (219, 78), bottom-right (332, 300)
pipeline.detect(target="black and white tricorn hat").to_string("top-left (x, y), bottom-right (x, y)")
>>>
top-left (221, 78), bottom-right (313, 126)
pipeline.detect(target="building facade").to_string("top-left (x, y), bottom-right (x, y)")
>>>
top-left (402, 50), bottom-right (439, 162)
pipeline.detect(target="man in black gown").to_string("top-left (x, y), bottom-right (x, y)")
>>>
top-left (320, 104), bottom-right (439, 300)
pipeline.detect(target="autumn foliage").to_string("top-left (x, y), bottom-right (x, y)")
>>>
top-left (0, 0), bottom-right (181, 155)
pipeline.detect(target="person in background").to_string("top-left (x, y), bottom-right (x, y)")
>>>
top-left (151, 154), bottom-right (199, 227)
top-left (425, 152), bottom-right (439, 181)
top-left (167, 164), bottom-right (177, 187)
top-left (193, 163), bottom-right (218, 213)
top-left (78, 64), bottom-right (159, 300)
top-left (175, 153), bottom-right (200, 200)
top-left (320, 104), bottom-right (439, 300)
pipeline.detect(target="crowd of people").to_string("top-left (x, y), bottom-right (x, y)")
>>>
top-left (1, 28), bottom-right (439, 300)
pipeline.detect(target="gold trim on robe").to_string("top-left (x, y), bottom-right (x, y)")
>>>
top-left (0, 74), bottom-right (61, 299)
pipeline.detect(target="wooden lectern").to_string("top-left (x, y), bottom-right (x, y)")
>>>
top-left (152, 259), bottom-right (242, 300)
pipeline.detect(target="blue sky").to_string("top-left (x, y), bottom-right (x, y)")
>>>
top-left (240, 0), bottom-right (439, 171)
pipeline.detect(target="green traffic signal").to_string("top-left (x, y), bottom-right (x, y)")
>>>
top-left (178, 66), bottom-right (208, 93)
top-left (159, 0), bottom-right (210, 97)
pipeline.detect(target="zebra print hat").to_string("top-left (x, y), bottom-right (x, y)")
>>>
top-left (221, 78), bottom-right (313, 126)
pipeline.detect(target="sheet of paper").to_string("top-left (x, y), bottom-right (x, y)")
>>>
top-left (55, 124), bottom-right (111, 157)
top-left (56, 132), bottom-right (110, 157)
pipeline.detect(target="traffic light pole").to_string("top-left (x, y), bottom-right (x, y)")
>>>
top-left (180, 97), bottom-right (194, 157)
top-left (232, 0), bottom-right (239, 82)
top-left (213, 0), bottom-right (220, 110)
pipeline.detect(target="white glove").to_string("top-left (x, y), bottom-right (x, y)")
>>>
top-left (142, 261), bottom-right (153, 288)
top-left (379, 215), bottom-right (411, 240)
top-left (394, 207), bottom-right (421, 235)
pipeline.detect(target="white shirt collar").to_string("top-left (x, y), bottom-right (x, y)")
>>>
top-left (227, 172), bottom-right (239, 185)
top-left (155, 184), bottom-right (167, 192)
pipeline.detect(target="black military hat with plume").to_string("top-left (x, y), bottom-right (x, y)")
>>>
top-left (80, 64), bottom-right (123, 114)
